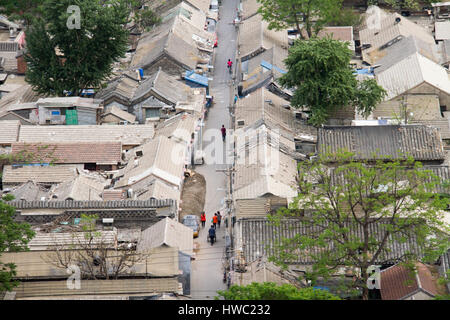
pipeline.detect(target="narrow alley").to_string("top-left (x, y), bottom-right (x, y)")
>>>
top-left (190, 0), bottom-right (240, 300)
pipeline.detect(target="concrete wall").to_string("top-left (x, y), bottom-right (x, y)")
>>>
top-left (77, 107), bottom-right (98, 125)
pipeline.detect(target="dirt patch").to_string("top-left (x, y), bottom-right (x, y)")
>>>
top-left (179, 170), bottom-right (206, 221)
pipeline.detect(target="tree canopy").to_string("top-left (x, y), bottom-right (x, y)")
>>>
top-left (0, 195), bottom-right (35, 292)
top-left (25, 0), bottom-right (131, 96)
top-left (383, 0), bottom-right (432, 10)
top-left (279, 37), bottom-right (386, 125)
top-left (268, 151), bottom-right (450, 300)
top-left (217, 282), bottom-right (341, 300)
top-left (0, 0), bottom-right (45, 26)
top-left (257, 0), bottom-right (342, 39)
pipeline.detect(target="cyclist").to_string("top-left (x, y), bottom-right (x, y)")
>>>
top-left (227, 59), bottom-right (232, 72)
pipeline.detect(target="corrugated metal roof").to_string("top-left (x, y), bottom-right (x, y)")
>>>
top-left (239, 14), bottom-right (289, 60)
top-left (318, 125), bottom-right (445, 161)
top-left (375, 53), bottom-right (450, 100)
top-left (239, 218), bottom-right (422, 265)
top-left (234, 138), bottom-right (298, 201)
top-left (372, 36), bottom-right (442, 73)
top-left (187, 0), bottom-right (210, 14)
top-left (242, 0), bottom-right (261, 20)
top-left (115, 135), bottom-right (186, 188)
top-left (359, 11), bottom-right (435, 65)
top-left (49, 175), bottom-right (106, 201)
top-left (135, 178), bottom-right (181, 202)
top-left (0, 120), bottom-right (20, 144)
top-left (236, 87), bottom-right (311, 142)
top-left (2, 164), bottom-right (79, 184)
top-left (18, 125), bottom-right (155, 146)
top-left (156, 113), bottom-right (197, 144)
top-left (36, 97), bottom-right (101, 109)
top-left (137, 217), bottom-right (193, 255)
top-left (27, 230), bottom-right (117, 251)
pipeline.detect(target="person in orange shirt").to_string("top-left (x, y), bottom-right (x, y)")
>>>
top-left (212, 214), bottom-right (218, 229)
top-left (200, 212), bottom-right (206, 228)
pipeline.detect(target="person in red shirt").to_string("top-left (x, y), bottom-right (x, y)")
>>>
top-left (221, 125), bottom-right (226, 142)
top-left (200, 212), bottom-right (206, 228)
top-left (212, 214), bottom-right (218, 229)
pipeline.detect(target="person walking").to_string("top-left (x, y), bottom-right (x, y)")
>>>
top-left (212, 214), bottom-right (218, 229)
top-left (221, 125), bottom-right (226, 142)
top-left (200, 212), bottom-right (206, 228)
top-left (208, 225), bottom-right (216, 245)
top-left (216, 211), bottom-right (222, 228)
top-left (234, 94), bottom-right (238, 105)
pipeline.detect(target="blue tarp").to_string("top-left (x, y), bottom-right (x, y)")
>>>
top-left (261, 60), bottom-right (286, 74)
top-left (313, 286), bottom-right (330, 292)
top-left (184, 70), bottom-right (208, 87)
top-left (354, 67), bottom-right (374, 75)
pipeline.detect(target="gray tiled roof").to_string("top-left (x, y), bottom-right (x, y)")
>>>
top-left (373, 36), bottom-right (441, 74)
top-left (97, 68), bottom-right (191, 107)
top-left (9, 198), bottom-right (175, 209)
top-left (239, 218), bottom-right (422, 265)
top-left (318, 125), bottom-right (445, 161)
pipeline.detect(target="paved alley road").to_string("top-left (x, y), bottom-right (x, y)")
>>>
top-left (190, 0), bottom-right (239, 300)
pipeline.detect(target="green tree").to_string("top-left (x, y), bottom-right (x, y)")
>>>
top-left (0, 195), bottom-right (35, 292)
top-left (279, 37), bottom-right (386, 125)
top-left (326, 7), bottom-right (363, 28)
top-left (257, 0), bottom-right (342, 39)
top-left (384, 0), bottom-right (423, 10)
top-left (269, 151), bottom-right (450, 300)
top-left (128, 0), bottom-right (161, 32)
top-left (217, 282), bottom-right (341, 300)
top-left (0, 0), bottom-right (45, 26)
top-left (25, 0), bottom-right (130, 96)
